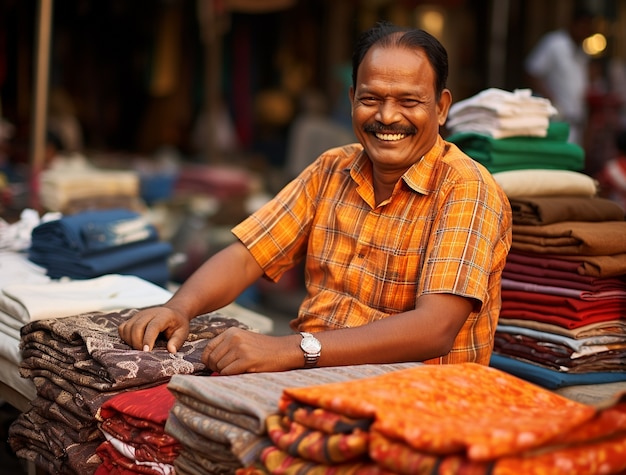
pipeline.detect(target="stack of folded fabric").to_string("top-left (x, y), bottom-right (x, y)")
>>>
top-left (446, 87), bottom-right (557, 139)
top-left (0, 251), bottom-right (51, 402)
top-left (8, 308), bottom-right (249, 475)
top-left (39, 161), bottom-right (142, 214)
top-left (164, 363), bottom-right (419, 474)
top-left (488, 174), bottom-right (626, 389)
top-left (28, 208), bottom-right (172, 287)
top-left (95, 383), bottom-right (180, 475)
top-left (446, 88), bottom-right (585, 173)
top-left (258, 363), bottom-right (626, 474)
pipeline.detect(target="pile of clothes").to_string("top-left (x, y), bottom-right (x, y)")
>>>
top-left (446, 87), bottom-right (557, 139)
top-left (164, 363), bottom-right (418, 474)
top-left (28, 208), bottom-right (172, 287)
top-left (257, 363), bottom-right (626, 474)
top-left (446, 88), bottom-right (584, 173)
top-left (490, 193), bottom-right (626, 388)
top-left (8, 308), bottom-right (249, 475)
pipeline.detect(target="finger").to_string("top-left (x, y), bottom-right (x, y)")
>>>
top-left (166, 327), bottom-right (188, 354)
top-left (141, 319), bottom-right (164, 352)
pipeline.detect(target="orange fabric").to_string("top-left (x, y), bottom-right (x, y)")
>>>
top-left (233, 137), bottom-right (512, 364)
top-left (278, 363), bottom-right (626, 473)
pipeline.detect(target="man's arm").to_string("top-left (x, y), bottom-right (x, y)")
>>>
top-left (202, 293), bottom-right (473, 374)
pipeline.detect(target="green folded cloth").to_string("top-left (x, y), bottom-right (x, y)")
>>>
top-left (447, 122), bottom-right (584, 173)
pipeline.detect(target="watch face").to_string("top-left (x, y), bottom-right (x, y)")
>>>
top-left (301, 336), bottom-right (321, 353)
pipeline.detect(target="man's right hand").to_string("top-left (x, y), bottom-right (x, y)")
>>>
top-left (118, 306), bottom-right (190, 354)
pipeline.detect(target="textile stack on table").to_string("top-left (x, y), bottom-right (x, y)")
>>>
top-left (446, 88), bottom-right (584, 173)
top-left (39, 157), bottom-right (143, 214)
top-left (94, 383), bottom-right (180, 475)
top-left (28, 208), bottom-right (173, 287)
top-left (254, 363), bottom-right (626, 474)
top-left (489, 195), bottom-right (626, 389)
top-left (446, 87), bottom-right (626, 390)
top-left (162, 363), bottom-right (418, 475)
top-left (7, 308), bottom-right (250, 475)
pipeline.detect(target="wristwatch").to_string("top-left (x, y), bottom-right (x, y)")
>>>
top-left (299, 332), bottom-right (321, 368)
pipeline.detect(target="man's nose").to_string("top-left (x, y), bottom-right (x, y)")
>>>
top-left (375, 100), bottom-right (401, 124)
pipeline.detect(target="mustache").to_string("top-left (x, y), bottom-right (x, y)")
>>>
top-left (363, 123), bottom-right (416, 135)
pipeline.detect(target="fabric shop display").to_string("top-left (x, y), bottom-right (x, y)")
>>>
top-left (259, 363), bottom-right (626, 474)
top-left (446, 87), bottom-right (557, 139)
top-left (447, 124), bottom-right (585, 173)
top-left (28, 208), bottom-right (172, 286)
top-left (165, 363), bottom-right (420, 474)
top-left (95, 383), bottom-right (180, 475)
top-left (8, 308), bottom-right (249, 475)
top-left (491, 169), bottom-right (598, 199)
top-left (39, 164), bottom-right (141, 214)
top-left (491, 198), bottom-right (626, 388)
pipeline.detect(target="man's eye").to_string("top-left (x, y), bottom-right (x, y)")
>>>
top-left (401, 99), bottom-right (419, 107)
top-left (359, 97), bottom-right (378, 106)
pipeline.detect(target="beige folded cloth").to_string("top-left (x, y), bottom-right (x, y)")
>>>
top-left (493, 169), bottom-right (598, 198)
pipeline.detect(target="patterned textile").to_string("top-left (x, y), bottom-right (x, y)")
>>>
top-left (233, 136), bottom-right (512, 365)
top-left (165, 363), bottom-right (420, 474)
top-left (95, 383), bottom-right (181, 474)
top-left (258, 363), bottom-right (626, 474)
top-left (8, 308), bottom-right (248, 475)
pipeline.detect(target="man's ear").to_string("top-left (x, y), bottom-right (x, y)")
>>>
top-left (437, 88), bottom-right (452, 126)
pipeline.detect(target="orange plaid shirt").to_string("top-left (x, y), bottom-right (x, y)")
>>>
top-left (232, 135), bottom-right (512, 364)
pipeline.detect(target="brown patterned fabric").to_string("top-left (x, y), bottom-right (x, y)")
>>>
top-left (9, 308), bottom-right (249, 475)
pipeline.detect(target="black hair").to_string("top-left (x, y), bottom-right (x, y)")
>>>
top-left (351, 20), bottom-right (449, 99)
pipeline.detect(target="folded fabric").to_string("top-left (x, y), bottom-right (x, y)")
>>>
top-left (30, 209), bottom-right (158, 256)
top-left (28, 208), bottom-right (172, 285)
top-left (447, 129), bottom-right (585, 173)
top-left (497, 324), bottom-right (626, 356)
top-left (10, 308), bottom-right (250, 475)
top-left (498, 317), bottom-right (626, 340)
top-left (507, 249), bottom-right (626, 279)
top-left (490, 353), bottom-right (626, 389)
top-left (2, 274), bottom-right (172, 323)
top-left (512, 221), bottom-right (626, 256)
top-left (165, 362), bottom-right (420, 472)
top-left (492, 169), bottom-right (598, 198)
top-left (509, 195), bottom-right (625, 225)
top-left (264, 363), bottom-right (626, 474)
top-left (501, 277), bottom-right (626, 300)
top-left (40, 167), bottom-right (139, 212)
top-left (446, 88), bottom-right (557, 139)
top-left (95, 383), bottom-right (180, 474)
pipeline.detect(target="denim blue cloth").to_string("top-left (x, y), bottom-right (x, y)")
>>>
top-left (490, 353), bottom-right (626, 389)
top-left (29, 209), bottom-right (159, 256)
top-left (28, 209), bottom-right (171, 286)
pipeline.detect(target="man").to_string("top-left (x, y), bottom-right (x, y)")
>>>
top-left (119, 22), bottom-right (512, 374)
top-left (524, 8), bottom-right (594, 146)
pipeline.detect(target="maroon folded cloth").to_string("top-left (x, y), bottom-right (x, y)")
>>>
top-left (507, 250), bottom-right (626, 278)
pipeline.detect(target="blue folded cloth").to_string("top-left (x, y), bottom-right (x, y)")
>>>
top-left (29, 209), bottom-right (159, 257)
top-left (490, 353), bottom-right (626, 389)
top-left (28, 209), bottom-right (171, 286)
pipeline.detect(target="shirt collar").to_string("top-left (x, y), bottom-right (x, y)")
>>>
top-left (349, 135), bottom-right (446, 196)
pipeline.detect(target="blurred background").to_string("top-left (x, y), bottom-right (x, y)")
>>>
top-left (1, 0), bottom-right (625, 318)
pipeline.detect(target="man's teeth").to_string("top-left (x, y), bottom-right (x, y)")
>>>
top-left (375, 133), bottom-right (406, 141)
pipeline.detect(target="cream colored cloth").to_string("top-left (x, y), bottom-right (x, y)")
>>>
top-left (493, 169), bottom-right (598, 198)
top-left (1, 274), bottom-right (172, 323)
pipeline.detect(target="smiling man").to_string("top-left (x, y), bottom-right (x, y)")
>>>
top-left (119, 21), bottom-right (512, 374)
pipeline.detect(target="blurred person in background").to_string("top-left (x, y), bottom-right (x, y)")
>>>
top-left (525, 7), bottom-right (594, 146)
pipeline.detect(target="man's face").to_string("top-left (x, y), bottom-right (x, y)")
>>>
top-left (349, 45), bottom-right (450, 173)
